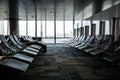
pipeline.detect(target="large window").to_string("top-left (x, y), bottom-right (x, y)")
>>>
top-left (19, 20), bottom-right (73, 43)
top-left (19, 20), bottom-right (73, 37)
top-left (42, 21), bottom-right (46, 37)
top-left (0, 21), bottom-right (4, 35)
top-left (37, 21), bottom-right (41, 37)
top-left (4, 20), bottom-right (9, 35)
top-left (19, 20), bottom-right (26, 36)
top-left (0, 20), bottom-right (9, 35)
top-left (56, 21), bottom-right (64, 37)
top-left (65, 21), bottom-right (73, 37)
top-left (46, 21), bottom-right (54, 37)
top-left (28, 21), bottom-right (35, 37)
top-left (105, 20), bottom-right (110, 34)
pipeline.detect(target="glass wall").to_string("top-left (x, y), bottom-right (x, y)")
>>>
top-left (37, 21), bottom-right (41, 37)
top-left (0, 20), bottom-right (9, 35)
top-left (19, 20), bottom-right (26, 36)
top-left (4, 20), bottom-right (9, 35)
top-left (56, 21), bottom-right (64, 37)
top-left (105, 20), bottom-right (110, 34)
top-left (46, 21), bottom-right (54, 37)
top-left (28, 21), bottom-right (35, 37)
top-left (65, 21), bottom-right (73, 37)
top-left (19, 20), bottom-right (73, 43)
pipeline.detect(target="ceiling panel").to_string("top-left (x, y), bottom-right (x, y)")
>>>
top-left (0, 0), bottom-right (74, 20)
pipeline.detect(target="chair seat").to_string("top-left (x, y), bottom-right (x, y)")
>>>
top-left (22, 49), bottom-right (38, 56)
top-left (1, 58), bottom-right (29, 72)
top-left (26, 47), bottom-right (39, 52)
top-left (103, 53), bottom-right (120, 62)
top-left (13, 53), bottom-right (34, 63)
top-left (30, 45), bottom-right (41, 49)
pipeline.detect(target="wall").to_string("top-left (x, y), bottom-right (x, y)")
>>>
top-left (75, 0), bottom-right (120, 20)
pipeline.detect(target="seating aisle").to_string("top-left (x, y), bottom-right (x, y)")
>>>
top-left (3, 43), bottom-right (120, 80)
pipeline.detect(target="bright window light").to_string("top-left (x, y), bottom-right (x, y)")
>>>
top-left (28, 21), bottom-right (35, 37)
top-left (56, 21), bottom-right (64, 37)
top-left (46, 21), bottom-right (54, 37)
top-left (37, 21), bottom-right (41, 37)
top-left (65, 21), bottom-right (73, 37)
top-left (19, 20), bottom-right (26, 36)
top-left (105, 20), bottom-right (110, 34)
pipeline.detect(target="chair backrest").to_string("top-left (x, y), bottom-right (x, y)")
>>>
top-left (9, 35), bottom-right (22, 49)
top-left (85, 35), bottom-right (91, 42)
top-left (87, 36), bottom-right (95, 44)
top-left (0, 35), bottom-right (16, 52)
top-left (95, 35), bottom-right (104, 44)
top-left (105, 35), bottom-right (120, 52)
top-left (77, 35), bottom-right (86, 44)
top-left (28, 36), bottom-right (34, 41)
top-left (101, 35), bottom-right (113, 44)
top-left (98, 35), bottom-right (113, 50)
top-left (13, 35), bottom-right (22, 45)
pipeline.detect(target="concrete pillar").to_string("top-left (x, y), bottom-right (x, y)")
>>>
top-left (85, 26), bottom-right (89, 36)
top-left (93, 0), bottom-right (104, 14)
top-left (9, 0), bottom-right (19, 35)
top-left (91, 24), bottom-right (96, 35)
top-left (80, 27), bottom-right (84, 36)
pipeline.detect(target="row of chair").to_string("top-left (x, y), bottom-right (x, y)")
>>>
top-left (0, 35), bottom-right (46, 74)
top-left (65, 35), bottom-right (120, 63)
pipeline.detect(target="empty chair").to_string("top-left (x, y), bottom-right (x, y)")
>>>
top-left (90, 35), bottom-right (113, 55)
top-left (13, 35), bottom-right (41, 50)
top-left (76, 35), bottom-right (91, 48)
top-left (74, 36), bottom-right (86, 48)
top-left (102, 35), bottom-right (120, 62)
top-left (20, 35), bottom-right (47, 52)
top-left (8, 35), bottom-right (39, 53)
top-left (0, 35), bottom-right (38, 57)
top-left (78, 35), bottom-right (95, 49)
top-left (68, 35), bottom-right (82, 46)
top-left (0, 38), bottom-right (34, 63)
top-left (70, 35), bottom-right (84, 47)
top-left (71, 35), bottom-right (84, 47)
top-left (0, 58), bottom-right (29, 73)
top-left (102, 46), bottom-right (120, 62)
top-left (84, 35), bottom-right (104, 52)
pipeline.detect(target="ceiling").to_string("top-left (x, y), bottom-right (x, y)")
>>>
top-left (0, 0), bottom-right (74, 21)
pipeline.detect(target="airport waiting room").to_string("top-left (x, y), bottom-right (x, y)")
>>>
top-left (0, 0), bottom-right (120, 80)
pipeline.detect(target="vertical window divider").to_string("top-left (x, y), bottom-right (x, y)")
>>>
top-left (63, 1), bottom-right (65, 38)
top-left (73, 0), bottom-right (75, 37)
top-left (34, 0), bottom-right (37, 37)
top-left (25, 2), bottom-right (28, 36)
top-left (45, 0), bottom-right (47, 38)
top-left (54, 0), bottom-right (57, 44)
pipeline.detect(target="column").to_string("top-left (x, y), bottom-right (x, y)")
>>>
top-left (9, 0), bottom-right (19, 35)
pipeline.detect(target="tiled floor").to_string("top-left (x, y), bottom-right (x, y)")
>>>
top-left (1, 44), bottom-right (120, 80)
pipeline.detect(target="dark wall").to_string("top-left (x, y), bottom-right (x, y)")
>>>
top-left (75, 0), bottom-right (119, 20)
top-left (91, 3), bottom-right (120, 20)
